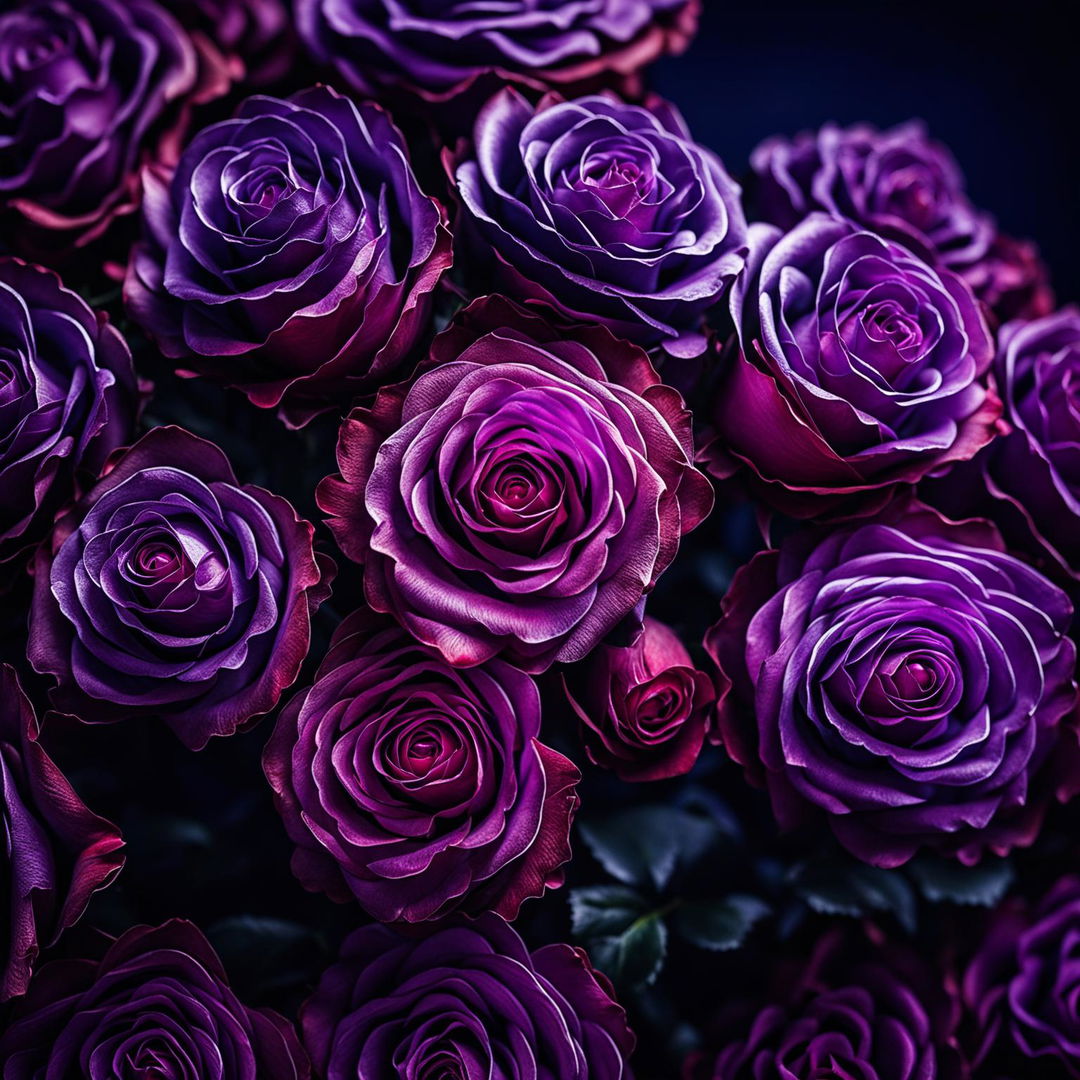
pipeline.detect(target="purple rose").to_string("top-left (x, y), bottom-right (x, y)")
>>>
top-left (295, 0), bottom-right (699, 105)
top-left (686, 931), bottom-right (963, 1080)
top-left (263, 607), bottom-right (580, 922)
top-left (0, 919), bottom-right (309, 1078)
top-left (0, 0), bottom-right (228, 261)
top-left (124, 85), bottom-right (452, 428)
top-left (924, 308), bottom-right (1080, 582)
top-left (162, 0), bottom-right (294, 86)
top-left (0, 664), bottom-right (124, 1001)
top-left (562, 615), bottom-right (713, 782)
top-left (28, 425), bottom-right (334, 750)
top-left (318, 296), bottom-right (713, 672)
top-left (453, 90), bottom-right (747, 358)
top-left (750, 121), bottom-right (994, 272)
top-left (703, 213), bottom-right (999, 516)
top-left (961, 231), bottom-right (1055, 327)
top-left (0, 258), bottom-right (137, 587)
top-left (302, 915), bottom-right (635, 1079)
top-left (705, 501), bottom-right (1080, 867)
top-left (964, 877), bottom-right (1080, 1078)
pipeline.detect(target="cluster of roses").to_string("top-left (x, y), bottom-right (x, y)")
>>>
top-left (1, 0), bottom-right (1078, 1077)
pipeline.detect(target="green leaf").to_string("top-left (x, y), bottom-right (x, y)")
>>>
top-left (908, 854), bottom-right (1014, 906)
top-left (579, 805), bottom-right (720, 892)
top-left (791, 857), bottom-right (918, 934)
top-left (673, 894), bottom-right (770, 951)
top-left (569, 885), bottom-right (650, 940)
top-left (589, 911), bottom-right (668, 989)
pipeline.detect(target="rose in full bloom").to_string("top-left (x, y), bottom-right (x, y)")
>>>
top-left (703, 213), bottom-right (999, 515)
top-left (962, 231), bottom-right (1055, 327)
top-left (963, 877), bottom-right (1080, 1078)
top-left (295, 0), bottom-right (699, 105)
top-left (28, 425), bottom-right (334, 750)
top-left (686, 931), bottom-right (964, 1080)
top-left (750, 121), bottom-right (994, 270)
top-left (453, 90), bottom-right (747, 358)
top-left (302, 915), bottom-right (635, 1078)
top-left (0, 664), bottom-right (124, 1001)
top-left (561, 615), bottom-right (713, 781)
top-left (263, 607), bottom-right (580, 922)
top-left (0, 919), bottom-right (309, 1077)
top-left (705, 501), bottom-right (1080, 867)
top-left (923, 308), bottom-right (1080, 582)
top-left (125, 85), bottom-right (452, 428)
top-left (163, 0), bottom-right (293, 86)
top-left (0, 258), bottom-right (137, 586)
top-left (318, 296), bottom-right (713, 672)
top-left (0, 0), bottom-right (228, 260)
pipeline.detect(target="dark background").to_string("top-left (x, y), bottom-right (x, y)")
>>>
top-left (654, 1), bottom-right (1079, 304)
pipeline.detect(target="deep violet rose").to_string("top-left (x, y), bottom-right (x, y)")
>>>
top-left (0, 0), bottom-right (228, 260)
top-left (318, 296), bottom-right (713, 673)
top-left (162, 0), bottom-right (293, 86)
top-left (124, 85), bottom-right (452, 428)
top-left (962, 231), bottom-right (1055, 327)
top-left (704, 213), bottom-right (999, 516)
top-left (923, 308), bottom-right (1080, 582)
top-left (750, 120), bottom-right (995, 271)
top-left (263, 607), bottom-right (580, 922)
top-left (0, 664), bottom-right (124, 1002)
top-left (302, 915), bottom-right (635, 1079)
top-left (705, 501), bottom-right (1080, 868)
top-left (28, 425), bottom-right (334, 750)
top-left (963, 877), bottom-right (1080, 1078)
top-left (685, 931), bottom-right (964, 1080)
top-left (453, 89), bottom-right (747, 358)
top-left (0, 919), bottom-right (310, 1078)
top-left (295, 0), bottom-right (698, 104)
top-left (0, 258), bottom-right (137, 587)
top-left (561, 615), bottom-right (713, 781)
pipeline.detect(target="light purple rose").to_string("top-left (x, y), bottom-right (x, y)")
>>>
top-left (453, 90), bottom-right (747, 358)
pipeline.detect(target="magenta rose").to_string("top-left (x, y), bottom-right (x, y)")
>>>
top-left (125, 85), bottom-right (452, 427)
top-left (561, 615), bottom-right (713, 782)
top-left (318, 296), bottom-right (713, 672)
top-left (0, 0), bottom-right (228, 261)
top-left (264, 607), bottom-right (580, 922)
top-left (0, 919), bottom-right (309, 1078)
top-left (0, 664), bottom-right (124, 1001)
top-left (28, 425), bottom-right (334, 750)
top-left (703, 213), bottom-right (999, 517)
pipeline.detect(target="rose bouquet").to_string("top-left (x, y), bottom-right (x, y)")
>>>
top-left (0, 2), bottom-right (1075, 1078)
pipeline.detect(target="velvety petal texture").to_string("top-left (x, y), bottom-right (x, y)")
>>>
top-left (687, 931), bottom-right (964, 1080)
top-left (264, 607), bottom-right (580, 922)
top-left (964, 877), bottom-right (1080, 1078)
top-left (302, 915), bottom-right (635, 1079)
top-left (0, 919), bottom-right (310, 1078)
top-left (923, 308), bottom-right (1080, 582)
top-left (0, 258), bottom-right (137, 586)
top-left (318, 295), bottom-right (713, 672)
top-left (454, 89), bottom-right (747, 357)
top-left (704, 213), bottom-right (999, 515)
top-left (0, 664), bottom-right (124, 1002)
top-left (295, 0), bottom-right (699, 103)
top-left (562, 614), bottom-right (713, 781)
top-left (0, 0), bottom-right (228, 259)
top-left (28, 424), bottom-right (334, 749)
top-left (705, 501), bottom-right (1080, 867)
top-left (124, 85), bottom-right (452, 427)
